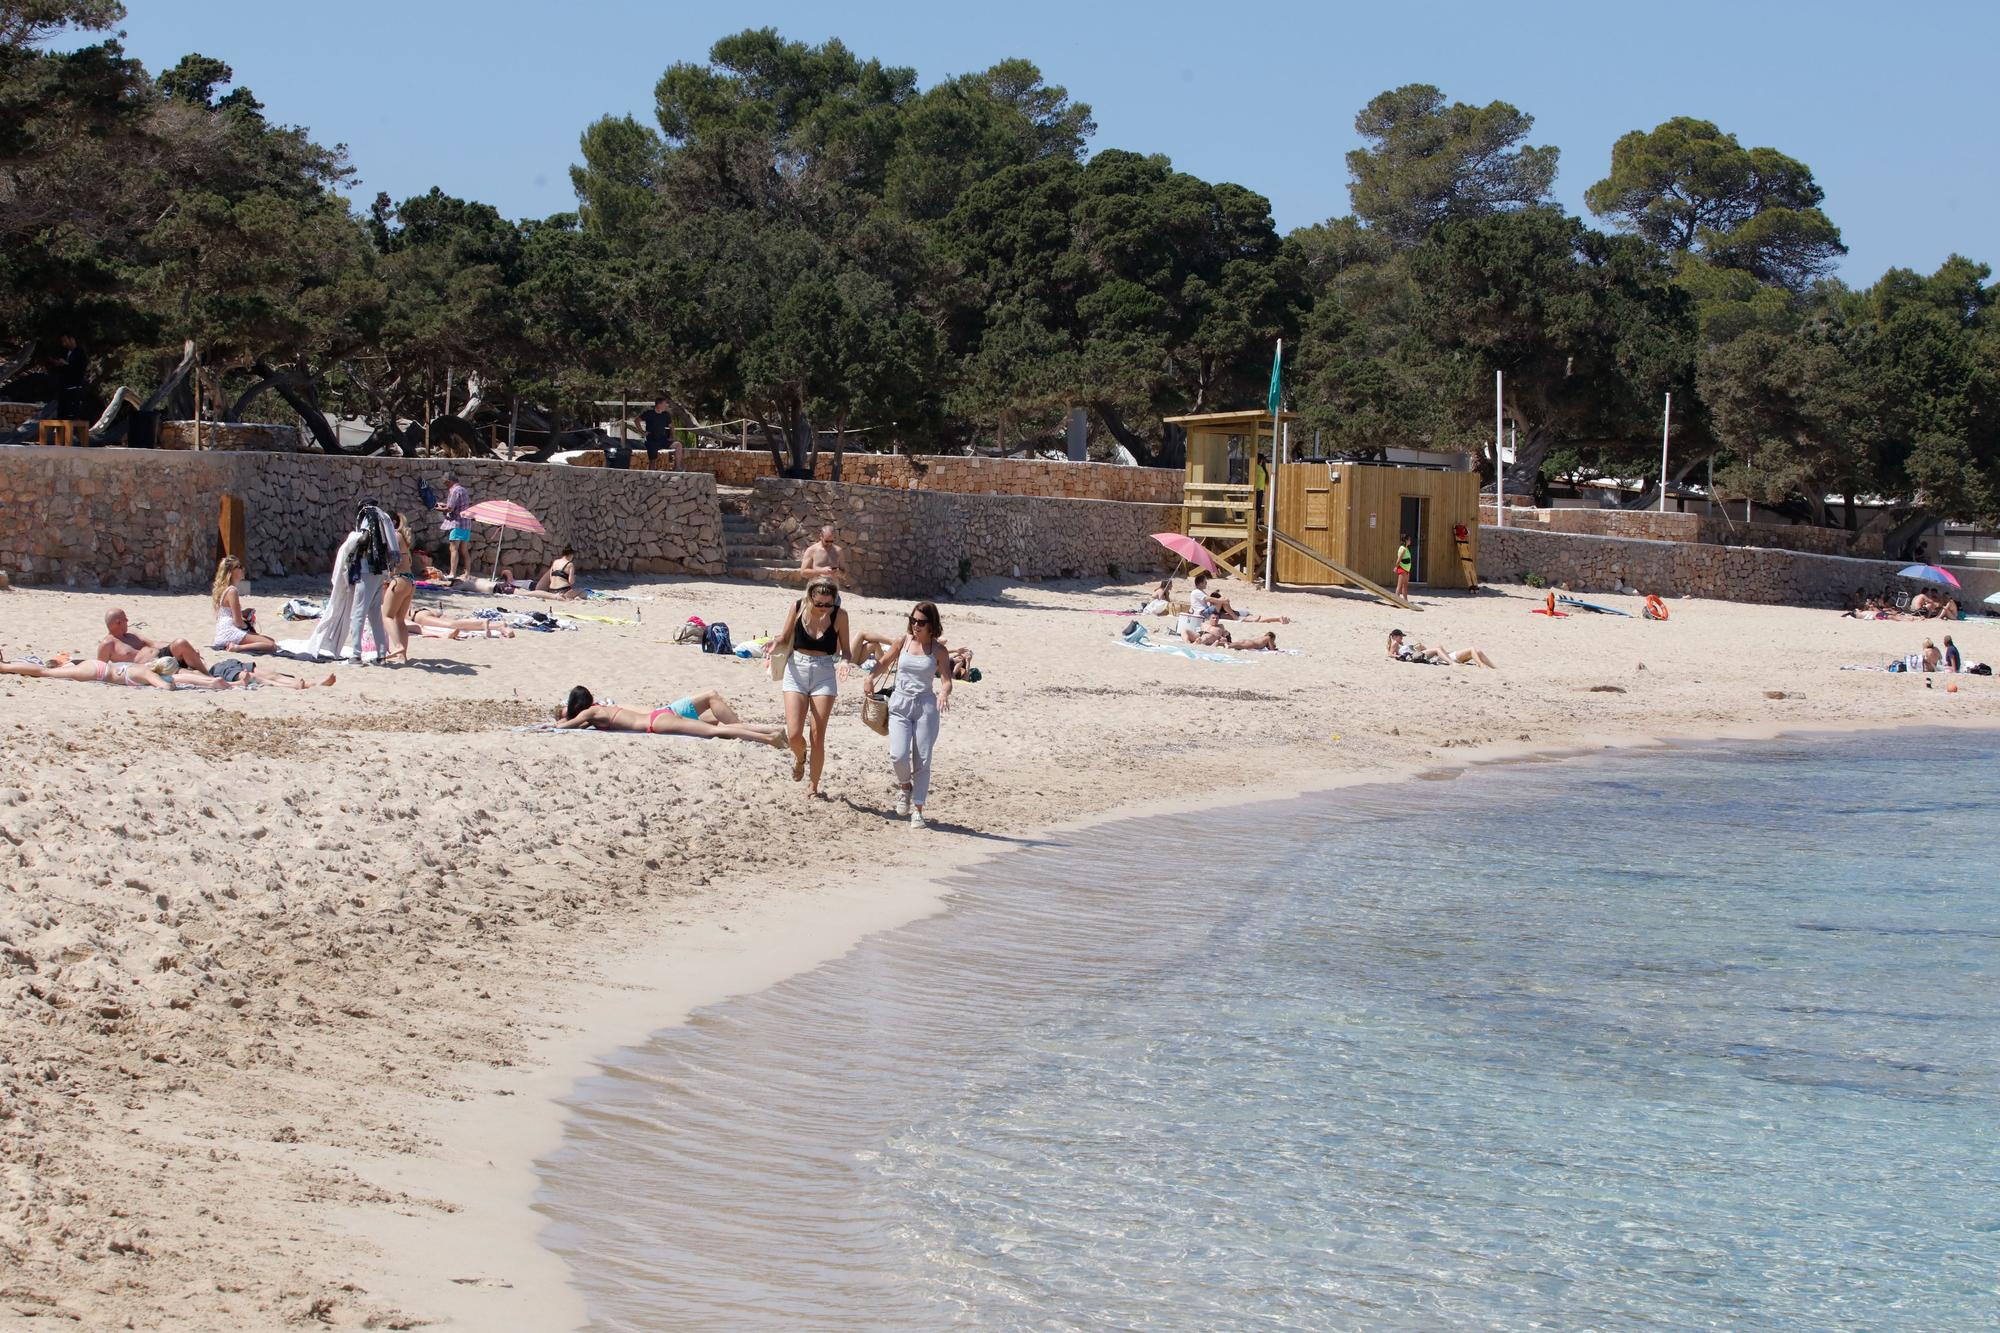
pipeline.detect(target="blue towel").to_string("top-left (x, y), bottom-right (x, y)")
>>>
top-left (1116, 624), bottom-right (1246, 664)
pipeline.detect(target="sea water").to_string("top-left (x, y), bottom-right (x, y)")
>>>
top-left (538, 730), bottom-right (2000, 1330)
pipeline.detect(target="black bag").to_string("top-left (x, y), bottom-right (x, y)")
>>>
top-left (701, 622), bottom-right (732, 655)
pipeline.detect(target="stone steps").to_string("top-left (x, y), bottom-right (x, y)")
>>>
top-left (725, 561), bottom-right (816, 585)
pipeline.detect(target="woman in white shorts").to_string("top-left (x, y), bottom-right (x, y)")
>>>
top-left (777, 575), bottom-right (850, 799)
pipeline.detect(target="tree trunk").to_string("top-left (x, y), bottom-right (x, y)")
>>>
top-left (831, 417), bottom-right (846, 482)
top-left (1500, 425), bottom-right (1555, 502)
top-left (1092, 402), bottom-right (1185, 469)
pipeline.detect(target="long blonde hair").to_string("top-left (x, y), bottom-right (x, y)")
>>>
top-left (211, 555), bottom-right (242, 607)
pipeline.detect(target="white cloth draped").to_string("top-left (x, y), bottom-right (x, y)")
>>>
top-left (280, 529), bottom-right (373, 661)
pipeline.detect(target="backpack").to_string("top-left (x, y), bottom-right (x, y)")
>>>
top-left (673, 618), bottom-right (705, 645)
top-left (701, 622), bottom-right (732, 655)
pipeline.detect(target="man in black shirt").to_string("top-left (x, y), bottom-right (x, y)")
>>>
top-left (636, 396), bottom-right (676, 470)
top-left (54, 334), bottom-right (87, 421)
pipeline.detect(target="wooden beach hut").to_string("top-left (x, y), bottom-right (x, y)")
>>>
top-left (1165, 409), bottom-right (1481, 607)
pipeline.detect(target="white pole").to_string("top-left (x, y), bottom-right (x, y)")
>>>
top-left (1658, 392), bottom-right (1673, 513)
top-left (1263, 421), bottom-right (1284, 591)
top-left (1494, 371), bottom-right (1505, 527)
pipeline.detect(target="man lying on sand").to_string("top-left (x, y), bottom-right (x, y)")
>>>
top-left (99, 607), bottom-right (208, 673)
top-left (550, 685), bottom-right (787, 744)
top-left (1189, 622), bottom-right (1280, 651)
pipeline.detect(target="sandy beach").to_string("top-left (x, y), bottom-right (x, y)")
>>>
top-left (0, 570), bottom-right (1994, 1330)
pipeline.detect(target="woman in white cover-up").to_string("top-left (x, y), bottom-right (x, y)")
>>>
top-left (283, 503), bottom-right (398, 662)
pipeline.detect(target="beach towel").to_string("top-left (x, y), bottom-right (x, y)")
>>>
top-left (510, 724), bottom-right (704, 741)
top-left (1115, 624), bottom-right (1248, 664)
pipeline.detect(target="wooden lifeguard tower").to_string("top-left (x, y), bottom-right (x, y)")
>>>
top-left (1167, 410), bottom-right (1482, 609)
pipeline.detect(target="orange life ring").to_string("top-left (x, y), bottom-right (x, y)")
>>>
top-left (1644, 595), bottom-right (1669, 621)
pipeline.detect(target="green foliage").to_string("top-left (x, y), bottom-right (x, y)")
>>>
top-left (1586, 117), bottom-right (1844, 292)
top-left (1345, 84), bottom-right (1558, 249)
top-left (4, 20), bottom-right (1995, 527)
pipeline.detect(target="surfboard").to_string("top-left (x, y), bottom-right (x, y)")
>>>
top-left (1558, 595), bottom-right (1633, 617)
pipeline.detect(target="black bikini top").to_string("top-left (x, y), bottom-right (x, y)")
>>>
top-left (794, 601), bottom-right (838, 654)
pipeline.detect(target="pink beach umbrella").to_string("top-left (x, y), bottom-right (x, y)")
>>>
top-left (463, 499), bottom-right (548, 577)
top-left (1151, 531), bottom-right (1220, 577)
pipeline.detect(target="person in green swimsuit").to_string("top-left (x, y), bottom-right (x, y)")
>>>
top-left (1395, 534), bottom-right (1413, 600)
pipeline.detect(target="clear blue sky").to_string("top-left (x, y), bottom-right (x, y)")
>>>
top-left (88, 0), bottom-right (1999, 283)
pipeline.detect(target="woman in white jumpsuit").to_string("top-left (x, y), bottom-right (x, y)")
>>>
top-left (869, 601), bottom-right (953, 829)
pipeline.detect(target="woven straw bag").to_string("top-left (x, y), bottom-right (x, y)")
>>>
top-left (860, 689), bottom-right (890, 736)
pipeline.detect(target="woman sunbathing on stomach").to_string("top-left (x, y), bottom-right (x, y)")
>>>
top-left (406, 608), bottom-right (517, 639)
top-left (550, 686), bottom-right (786, 745)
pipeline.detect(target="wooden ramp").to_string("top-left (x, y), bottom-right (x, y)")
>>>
top-left (1268, 527), bottom-right (1419, 612)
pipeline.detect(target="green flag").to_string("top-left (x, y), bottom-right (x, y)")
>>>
top-left (1266, 340), bottom-right (1282, 416)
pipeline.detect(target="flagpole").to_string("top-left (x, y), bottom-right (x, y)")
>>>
top-left (1494, 371), bottom-right (1505, 527)
top-left (1263, 339), bottom-right (1282, 592)
top-left (1657, 392), bottom-right (1672, 514)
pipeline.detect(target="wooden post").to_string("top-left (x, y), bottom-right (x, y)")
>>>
top-left (507, 396), bottom-right (519, 461)
top-left (192, 357), bottom-right (202, 450)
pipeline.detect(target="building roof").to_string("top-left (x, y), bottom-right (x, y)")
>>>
top-left (1162, 410), bottom-right (1300, 429)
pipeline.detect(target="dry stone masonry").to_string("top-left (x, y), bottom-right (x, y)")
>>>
top-left (746, 478), bottom-right (1178, 598)
top-left (0, 446), bottom-right (725, 588)
top-left (1479, 526), bottom-right (1999, 609)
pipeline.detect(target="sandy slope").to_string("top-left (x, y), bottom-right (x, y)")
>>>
top-left (0, 571), bottom-right (1992, 1329)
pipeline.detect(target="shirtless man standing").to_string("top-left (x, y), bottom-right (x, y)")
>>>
top-left (98, 607), bottom-right (208, 673)
top-left (799, 525), bottom-right (847, 585)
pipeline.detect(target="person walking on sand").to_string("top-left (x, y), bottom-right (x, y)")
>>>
top-left (436, 472), bottom-right (473, 579)
top-left (211, 556), bottom-right (278, 654)
top-left (381, 514), bottom-right (417, 663)
top-left (775, 575), bottom-right (851, 799)
top-left (799, 526), bottom-right (847, 585)
top-left (342, 502), bottom-right (398, 667)
top-left (868, 601), bottom-right (953, 829)
top-left (1395, 534), bottom-right (1413, 600)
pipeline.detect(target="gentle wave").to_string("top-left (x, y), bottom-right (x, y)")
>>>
top-left (539, 730), bottom-right (2000, 1331)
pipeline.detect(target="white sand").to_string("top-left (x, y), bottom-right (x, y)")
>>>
top-left (0, 573), bottom-right (1993, 1329)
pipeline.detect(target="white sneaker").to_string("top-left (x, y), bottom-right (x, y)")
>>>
top-left (910, 810), bottom-right (927, 831)
top-left (894, 789), bottom-right (912, 817)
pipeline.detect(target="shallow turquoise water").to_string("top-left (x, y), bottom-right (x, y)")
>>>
top-left (539, 730), bottom-right (2000, 1330)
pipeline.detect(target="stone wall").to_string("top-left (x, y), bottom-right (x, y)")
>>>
top-left (1479, 503), bottom-right (1879, 557)
top-left (0, 403), bottom-right (37, 431)
top-left (157, 422), bottom-right (303, 453)
top-left (746, 478), bottom-right (1179, 598)
top-left (0, 446), bottom-right (725, 589)
top-left (664, 449), bottom-right (1183, 504)
top-left (1478, 526), bottom-right (2000, 609)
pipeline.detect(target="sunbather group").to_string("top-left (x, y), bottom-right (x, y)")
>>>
top-left (1844, 587), bottom-right (1962, 621)
top-left (1170, 571), bottom-right (1286, 650)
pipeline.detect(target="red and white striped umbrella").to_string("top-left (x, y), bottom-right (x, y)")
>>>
top-left (461, 500), bottom-right (547, 579)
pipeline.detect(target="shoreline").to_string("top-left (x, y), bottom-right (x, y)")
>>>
top-left (3, 572), bottom-right (1995, 1329)
top-left (379, 712), bottom-right (2000, 1332)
